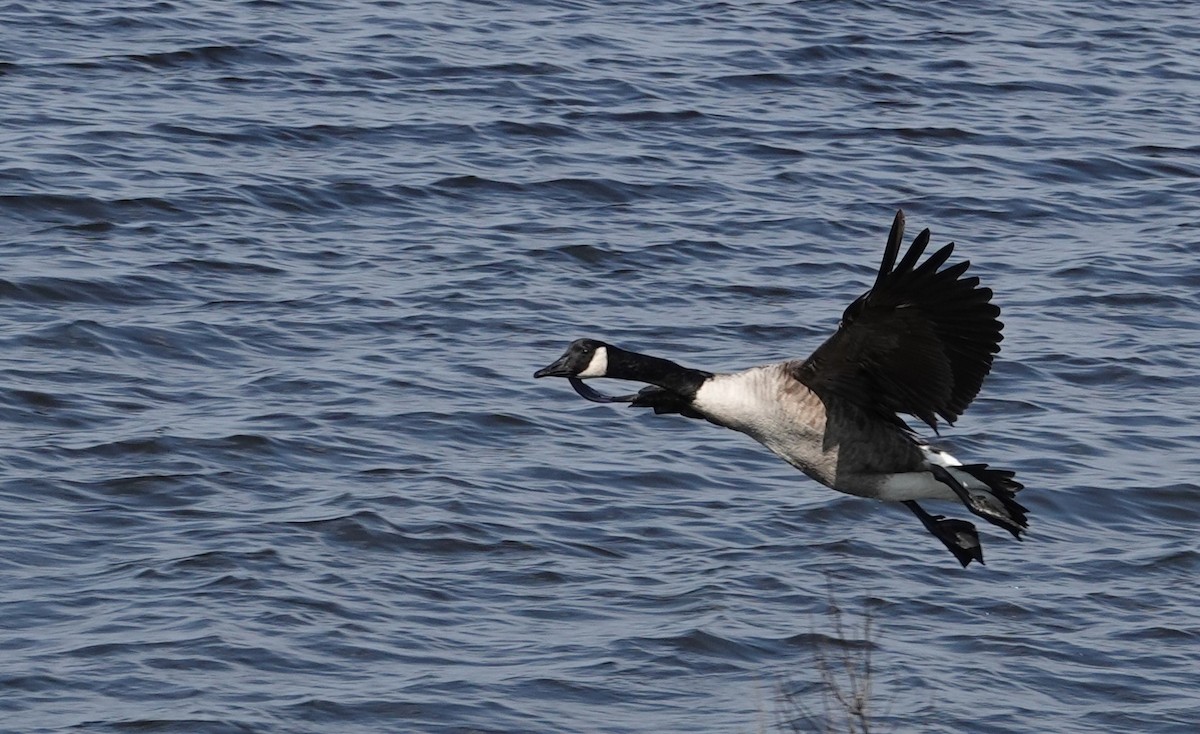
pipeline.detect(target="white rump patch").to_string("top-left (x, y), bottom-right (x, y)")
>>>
top-left (577, 345), bottom-right (609, 377)
top-left (920, 444), bottom-right (963, 468)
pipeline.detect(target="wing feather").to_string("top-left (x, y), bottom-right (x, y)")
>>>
top-left (792, 210), bottom-right (1004, 431)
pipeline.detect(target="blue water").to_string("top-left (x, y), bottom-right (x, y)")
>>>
top-left (2, 2), bottom-right (1199, 732)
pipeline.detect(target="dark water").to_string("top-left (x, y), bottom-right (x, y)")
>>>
top-left (3, 2), bottom-right (1199, 732)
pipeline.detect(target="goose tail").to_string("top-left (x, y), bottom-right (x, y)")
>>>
top-left (957, 463), bottom-right (1028, 537)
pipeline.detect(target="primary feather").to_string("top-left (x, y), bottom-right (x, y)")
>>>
top-left (791, 210), bottom-right (1002, 431)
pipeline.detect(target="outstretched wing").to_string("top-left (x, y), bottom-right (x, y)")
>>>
top-left (792, 210), bottom-right (1003, 431)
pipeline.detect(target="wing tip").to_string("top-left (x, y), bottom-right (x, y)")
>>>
top-left (876, 209), bottom-right (907, 289)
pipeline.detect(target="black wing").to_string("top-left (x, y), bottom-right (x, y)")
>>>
top-left (792, 210), bottom-right (1003, 431)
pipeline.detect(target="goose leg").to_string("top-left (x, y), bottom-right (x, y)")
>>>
top-left (928, 465), bottom-right (1026, 539)
top-left (903, 500), bottom-right (983, 567)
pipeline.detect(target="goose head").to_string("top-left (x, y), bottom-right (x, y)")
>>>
top-left (534, 338), bottom-right (611, 379)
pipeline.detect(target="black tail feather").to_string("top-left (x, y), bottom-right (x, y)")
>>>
top-left (959, 463), bottom-right (1029, 531)
top-left (932, 463), bottom-right (1028, 539)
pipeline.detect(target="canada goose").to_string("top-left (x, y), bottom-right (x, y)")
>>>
top-left (534, 210), bottom-right (1026, 567)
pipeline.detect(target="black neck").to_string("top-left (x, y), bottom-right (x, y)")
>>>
top-left (606, 345), bottom-right (712, 397)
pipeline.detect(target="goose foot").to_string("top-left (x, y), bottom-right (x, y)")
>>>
top-left (904, 500), bottom-right (983, 568)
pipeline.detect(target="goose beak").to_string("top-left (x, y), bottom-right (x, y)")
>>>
top-left (534, 356), bottom-right (573, 379)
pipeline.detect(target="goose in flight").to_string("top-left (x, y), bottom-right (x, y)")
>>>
top-left (534, 210), bottom-right (1026, 567)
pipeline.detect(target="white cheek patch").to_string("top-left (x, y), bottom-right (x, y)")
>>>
top-left (577, 346), bottom-right (608, 377)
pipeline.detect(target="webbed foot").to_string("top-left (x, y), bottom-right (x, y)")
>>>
top-left (904, 500), bottom-right (984, 568)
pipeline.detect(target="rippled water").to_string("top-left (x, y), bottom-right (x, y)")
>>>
top-left (3, 2), bottom-right (1199, 732)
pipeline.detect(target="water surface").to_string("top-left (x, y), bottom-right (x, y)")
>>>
top-left (2, 2), bottom-right (1199, 732)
